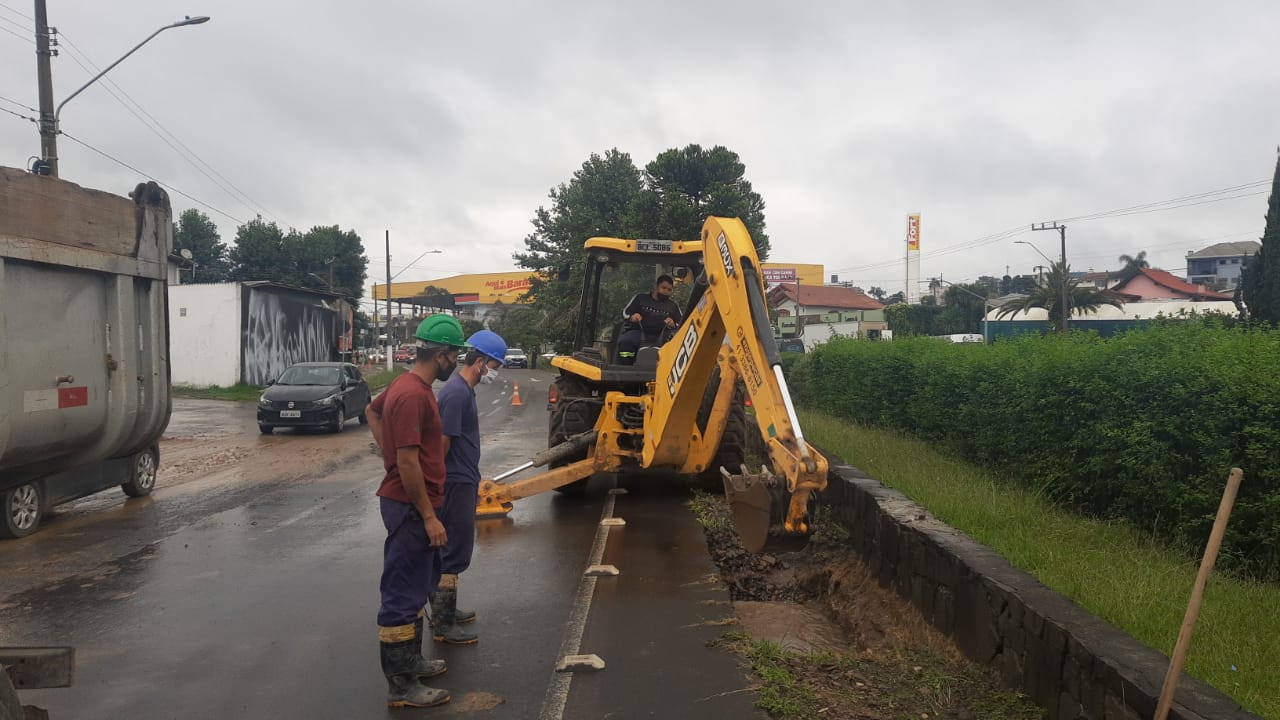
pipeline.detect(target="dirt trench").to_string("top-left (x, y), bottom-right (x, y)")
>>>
top-left (694, 494), bottom-right (1043, 720)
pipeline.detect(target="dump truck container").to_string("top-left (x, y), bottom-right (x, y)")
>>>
top-left (0, 167), bottom-right (172, 538)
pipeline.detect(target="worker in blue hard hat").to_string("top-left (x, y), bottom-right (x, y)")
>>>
top-left (429, 329), bottom-right (507, 645)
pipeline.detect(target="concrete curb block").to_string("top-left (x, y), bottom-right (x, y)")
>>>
top-left (815, 449), bottom-right (1260, 720)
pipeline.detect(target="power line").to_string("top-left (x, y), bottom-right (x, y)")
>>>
top-left (55, 31), bottom-right (282, 224)
top-left (0, 104), bottom-right (36, 123)
top-left (0, 21), bottom-right (32, 43)
top-left (828, 178), bottom-right (1273, 277)
top-left (0, 11), bottom-right (30, 36)
top-left (61, 131), bottom-right (245, 225)
top-left (0, 93), bottom-right (38, 113)
top-left (0, 1), bottom-right (34, 21)
top-left (1057, 180), bottom-right (1270, 224)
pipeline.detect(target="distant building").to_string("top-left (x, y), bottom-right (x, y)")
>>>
top-left (1111, 268), bottom-right (1233, 302)
top-left (1186, 240), bottom-right (1260, 291)
top-left (986, 299), bottom-right (1239, 339)
top-left (170, 282), bottom-right (353, 387)
top-left (767, 283), bottom-right (887, 340)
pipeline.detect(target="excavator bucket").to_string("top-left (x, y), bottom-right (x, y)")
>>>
top-left (721, 465), bottom-right (811, 554)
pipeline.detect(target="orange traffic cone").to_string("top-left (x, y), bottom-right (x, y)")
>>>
top-left (511, 383), bottom-right (523, 407)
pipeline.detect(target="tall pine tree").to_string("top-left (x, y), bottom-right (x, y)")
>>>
top-left (1241, 150), bottom-right (1280, 324)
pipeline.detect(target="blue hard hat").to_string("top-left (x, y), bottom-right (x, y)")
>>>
top-left (467, 330), bottom-right (508, 366)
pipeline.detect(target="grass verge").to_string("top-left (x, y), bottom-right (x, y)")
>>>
top-left (801, 410), bottom-right (1277, 719)
top-left (171, 383), bottom-right (262, 402)
top-left (365, 366), bottom-right (406, 391)
top-left (718, 632), bottom-right (1041, 720)
top-left (172, 367), bottom-right (405, 403)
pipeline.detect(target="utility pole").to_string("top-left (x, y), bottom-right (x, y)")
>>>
top-left (34, 0), bottom-right (58, 176)
top-left (385, 230), bottom-right (393, 372)
top-left (1032, 222), bottom-right (1069, 332)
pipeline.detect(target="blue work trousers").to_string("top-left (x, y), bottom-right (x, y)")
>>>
top-left (439, 482), bottom-right (478, 576)
top-left (376, 497), bottom-right (442, 628)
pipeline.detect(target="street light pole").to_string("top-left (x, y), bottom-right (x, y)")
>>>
top-left (934, 278), bottom-right (995, 343)
top-left (1031, 223), bottom-right (1069, 332)
top-left (34, 7), bottom-right (209, 177)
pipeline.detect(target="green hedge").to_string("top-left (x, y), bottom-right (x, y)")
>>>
top-left (785, 323), bottom-right (1280, 581)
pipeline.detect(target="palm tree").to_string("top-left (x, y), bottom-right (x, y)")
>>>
top-left (1112, 251), bottom-right (1150, 281)
top-left (996, 261), bottom-right (1126, 332)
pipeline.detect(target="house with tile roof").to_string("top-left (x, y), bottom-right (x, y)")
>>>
top-left (1110, 267), bottom-right (1233, 302)
top-left (1186, 240), bottom-right (1260, 291)
top-left (767, 283), bottom-right (887, 340)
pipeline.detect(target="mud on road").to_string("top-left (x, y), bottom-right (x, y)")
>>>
top-left (692, 493), bottom-right (1044, 720)
top-left (0, 399), bottom-right (377, 608)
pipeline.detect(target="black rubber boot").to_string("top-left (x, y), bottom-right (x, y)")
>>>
top-left (381, 639), bottom-right (450, 708)
top-left (454, 604), bottom-right (477, 625)
top-left (430, 588), bottom-right (478, 644)
top-left (412, 617), bottom-right (447, 678)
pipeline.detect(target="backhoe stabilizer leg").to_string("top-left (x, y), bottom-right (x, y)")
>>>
top-left (475, 458), bottom-right (599, 518)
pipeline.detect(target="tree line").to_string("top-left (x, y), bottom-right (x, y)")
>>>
top-left (500, 144), bottom-right (769, 352)
top-left (171, 210), bottom-right (369, 302)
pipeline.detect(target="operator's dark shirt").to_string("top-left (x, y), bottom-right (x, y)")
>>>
top-left (622, 293), bottom-right (682, 336)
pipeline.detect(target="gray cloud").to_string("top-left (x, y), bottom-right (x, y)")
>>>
top-left (2, 0), bottom-right (1277, 305)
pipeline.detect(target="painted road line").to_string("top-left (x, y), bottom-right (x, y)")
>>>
top-left (538, 491), bottom-right (619, 720)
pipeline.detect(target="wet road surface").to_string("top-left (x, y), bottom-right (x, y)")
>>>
top-left (1, 370), bottom-right (761, 719)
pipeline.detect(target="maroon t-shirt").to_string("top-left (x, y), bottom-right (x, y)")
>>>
top-left (372, 373), bottom-right (446, 509)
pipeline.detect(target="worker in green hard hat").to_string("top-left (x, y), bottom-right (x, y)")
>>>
top-left (365, 313), bottom-right (470, 708)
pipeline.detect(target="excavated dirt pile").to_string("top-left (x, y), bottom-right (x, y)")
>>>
top-left (693, 493), bottom-right (1043, 720)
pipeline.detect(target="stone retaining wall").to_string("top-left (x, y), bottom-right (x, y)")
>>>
top-left (815, 452), bottom-right (1260, 720)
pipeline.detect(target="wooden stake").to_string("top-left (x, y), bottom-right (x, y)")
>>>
top-left (1154, 467), bottom-right (1243, 720)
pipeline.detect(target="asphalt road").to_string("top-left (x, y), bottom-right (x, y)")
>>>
top-left (0, 369), bottom-right (762, 719)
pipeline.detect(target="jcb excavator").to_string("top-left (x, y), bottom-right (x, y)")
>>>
top-left (476, 216), bottom-right (828, 552)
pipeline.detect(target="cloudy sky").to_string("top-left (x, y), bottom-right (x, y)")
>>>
top-left (3, 1), bottom-right (1278, 310)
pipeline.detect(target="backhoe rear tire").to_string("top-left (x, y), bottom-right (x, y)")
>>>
top-left (696, 367), bottom-right (747, 490)
top-left (548, 375), bottom-right (600, 495)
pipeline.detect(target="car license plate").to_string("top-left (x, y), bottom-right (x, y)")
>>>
top-left (280, 410), bottom-right (302, 418)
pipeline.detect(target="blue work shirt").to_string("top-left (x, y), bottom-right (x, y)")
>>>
top-left (436, 373), bottom-right (481, 486)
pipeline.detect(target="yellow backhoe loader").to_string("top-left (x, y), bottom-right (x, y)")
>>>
top-left (476, 216), bottom-right (827, 552)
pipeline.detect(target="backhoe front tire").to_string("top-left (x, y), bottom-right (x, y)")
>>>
top-left (548, 375), bottom-right (600, 495)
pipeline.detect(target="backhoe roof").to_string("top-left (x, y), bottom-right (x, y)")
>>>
top-left (584, 237), bottom-right (704, 257)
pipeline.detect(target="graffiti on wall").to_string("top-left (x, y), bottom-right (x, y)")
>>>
top-left (241, 286), bottom-right (335, 385)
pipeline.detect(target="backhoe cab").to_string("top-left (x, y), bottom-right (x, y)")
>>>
top-left (476, 217), bottom-right (828, 552)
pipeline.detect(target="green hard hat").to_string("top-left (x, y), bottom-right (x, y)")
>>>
top-left (414, 314), bottom-right (471, 349)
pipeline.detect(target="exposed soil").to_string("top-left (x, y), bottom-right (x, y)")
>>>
top-left (694, 494), bottom-right (1043, 720)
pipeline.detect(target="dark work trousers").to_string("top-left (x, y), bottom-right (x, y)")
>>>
top-left (377, 497), bottom-right (442, 628)
top-left (617, 329), bottom-right (661, 364)
top-left (439, 482), bottom-right (478, 576)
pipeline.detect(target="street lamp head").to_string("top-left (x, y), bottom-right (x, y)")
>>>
top-left (174, 16), bottom-right (211, 27)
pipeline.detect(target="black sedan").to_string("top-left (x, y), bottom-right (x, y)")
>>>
top-left (257, 362), bottom-right (371, 434)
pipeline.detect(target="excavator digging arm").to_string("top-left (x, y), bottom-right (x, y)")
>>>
top-left (645, 216), bottom-right (828, 551)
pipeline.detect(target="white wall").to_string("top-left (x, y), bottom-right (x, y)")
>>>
top-left (169, 284), bottom-right (241, 387)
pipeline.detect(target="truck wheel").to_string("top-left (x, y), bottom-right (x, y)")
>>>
top-left (1, 482), bottom-right (43, 539)
top-left (696, 367), bottom-right (747, 489)
top-left (122, 446), bottom-right (159, 497)
top-left (549, 376), bottom-right (600, 495)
